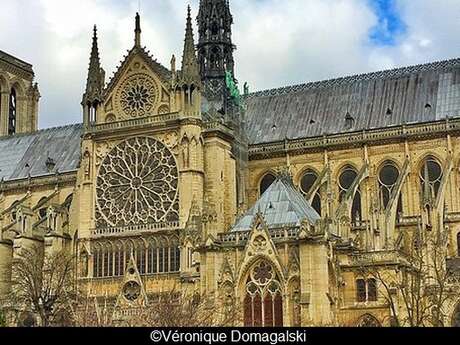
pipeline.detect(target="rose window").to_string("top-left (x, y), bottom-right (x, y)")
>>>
top-left (123, 281), bottom-right (141, 302)
top-left (96, 137), bottom-right (179, 227)
top-left (251, 261), bottom-right (274, 285)
top-left (119, 74), bottom-right (157, 117)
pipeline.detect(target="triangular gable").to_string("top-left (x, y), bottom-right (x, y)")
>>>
top-left (101, 46), bottom-right (173, 121)
top-left (114, 254), bottom-right (148, 309)
top-left (104, 46), bottom-right (171, 98)
top-left (236, 213), bottom-right (285, 287)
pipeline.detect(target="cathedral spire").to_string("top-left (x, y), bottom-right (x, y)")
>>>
top-left (82, 25), bottom-right (105, 126)
top-left (135, 12), bottom-right (142, 47)
top-left (181, 6), bottom-right (200, 82)
top-left (197, 0), bottom-right (236, 104)
top-left (83, 25), bottom-right (104, 105)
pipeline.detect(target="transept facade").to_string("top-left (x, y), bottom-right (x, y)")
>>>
top-left (0, 1), bottom-right (460, 327)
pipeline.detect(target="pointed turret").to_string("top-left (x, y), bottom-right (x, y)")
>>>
top-left (135, 12), bottom-right (142, 47)
top-left (82, 25), bottom-right (105, 126)
top-left (172, 6), bottom-right (202, 117)
top-left (181, 6), bottom-right (200, 83)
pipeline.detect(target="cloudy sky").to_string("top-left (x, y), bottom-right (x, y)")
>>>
top-left (1, 0), bottom-right (460, 129)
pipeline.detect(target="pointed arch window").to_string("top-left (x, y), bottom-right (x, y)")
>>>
top-left (93, 243), bottom-right (104, 278)
top-left (357, 314), bottom-right (381, 327)
top-left (136, 242), bottom-right (146, 275)
top-left (8, 88), bottom-right (17, 135)
top-left (260, 173), bottom-right (276, 196)
top-left (300, 169), bottom-right (321, 215)
top-left (420, 157), bottom-right (443, 202)
top-left (244, 261), bottom-right (283, 327)
top-left (339, 166), bottom-right (362, 223)
top-left (114, 242), bottom-right (124, 277)
top-left (379, 161), bottom-right (403, 214)
top-left (148, 240), bottom-right (158, 274)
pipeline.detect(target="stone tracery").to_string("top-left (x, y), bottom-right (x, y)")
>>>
top-left (96, 136), bottom-right (179, 227)
top-left (119, 74), bottom-right (158, 117)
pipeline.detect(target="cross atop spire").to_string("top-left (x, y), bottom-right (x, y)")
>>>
top-left (135, 12), bottom-right (142, 47)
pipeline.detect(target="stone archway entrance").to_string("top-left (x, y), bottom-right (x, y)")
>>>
top-left (243, 261), bottom-right (283, 327)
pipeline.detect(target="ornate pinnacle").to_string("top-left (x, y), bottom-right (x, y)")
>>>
top-left (84, 25), bottom-right (104, 104)
top-left (181, 6), bottom-right (200, 82)
top-left (135, 12), bottom-right (142, 47)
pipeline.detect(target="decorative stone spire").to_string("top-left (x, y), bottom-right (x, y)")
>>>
top-left (135, 12), bottom-right (142, 47)
top-left (197, 0), bottom-right (235, 103)
top-left (181, 6), bottom-right (200, 83)
top-left (83, 25), bottom-right (105, 105)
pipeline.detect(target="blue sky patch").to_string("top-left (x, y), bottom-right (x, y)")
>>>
top-left (368, 0), bottom-right (406, 46)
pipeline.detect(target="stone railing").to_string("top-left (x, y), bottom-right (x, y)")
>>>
top-left (350, 250), bottom-right (409, 266)
top-left (92, 221), bottom-right (181, 237)
top-left (203, 121), bottom-right (234, 136)
top-left (249, 118), bottom-right (460, 158)
top-left (87, 112), bottom-right (181, 133)
top-left (220, 227), bottom-right (298, 245)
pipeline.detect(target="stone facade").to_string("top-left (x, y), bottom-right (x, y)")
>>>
top-left (0, 50), bottom-right (39, 136)
top-left (1, 1), bottom-right (460, 327)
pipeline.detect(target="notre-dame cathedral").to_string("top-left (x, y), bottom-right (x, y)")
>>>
top-left (1, 0), bottom-right (460, 327)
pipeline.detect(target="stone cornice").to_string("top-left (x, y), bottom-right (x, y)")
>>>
top-left (0, 58), bottom-right (34, 81)
top-left (0, 171), bottom-right (77, 193)
top-left (248, 118), bottom-right (460, 160)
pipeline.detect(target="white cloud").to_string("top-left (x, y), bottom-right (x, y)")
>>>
top-left (0, 0), bottom-right (459, 129)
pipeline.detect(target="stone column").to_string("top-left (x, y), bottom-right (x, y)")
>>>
top-left (0, 91), bottom-right (10, 136)
top-left (299, 240), bottom-right (333, 325)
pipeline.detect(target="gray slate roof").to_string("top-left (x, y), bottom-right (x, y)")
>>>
top-left (245, 58), bottom-right (460, 144)
top-left (0, 124), bottom-right (83, 181)
top-left (231, 177), bottom-right (320, 232)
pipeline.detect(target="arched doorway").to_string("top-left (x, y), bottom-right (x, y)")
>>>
top-left (243, 261), bottom-right (283, 327)
top-left (453, 303), bottom-right (460, 327)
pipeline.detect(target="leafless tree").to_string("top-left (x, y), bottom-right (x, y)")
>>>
top-left (358, 227), bottom-right (451, 327)
top-left (6, 248), bottom-right (76, 327)
top-left (144, 288), bottom-right (242, 327)
top-left (72, 286), bottom-right (242, 327)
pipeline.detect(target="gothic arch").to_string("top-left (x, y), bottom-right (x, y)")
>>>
top-left (241, 259), bottom-right (284, 327)
top-left (258, 171), bottom-right (277, 196)
top-left (332, 161), bottom-right (360, 182)
top-left (356, 313), bottom-right (381, 327)
top-left (294, 166), bottom-right (321, 186)
top-left (416, 153), bottom-right (444, 174)
top-left (9, 79), bottom-right (26, 97)
top-left (237, 254), bottom-right (286, 298)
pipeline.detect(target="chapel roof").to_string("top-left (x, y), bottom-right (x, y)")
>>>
top-left (0, 124), bottom-right (83, 182)
top-left (231, 176), bottom-right (320, 232)
top-left (245, 57), bottom-right (460, 144)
